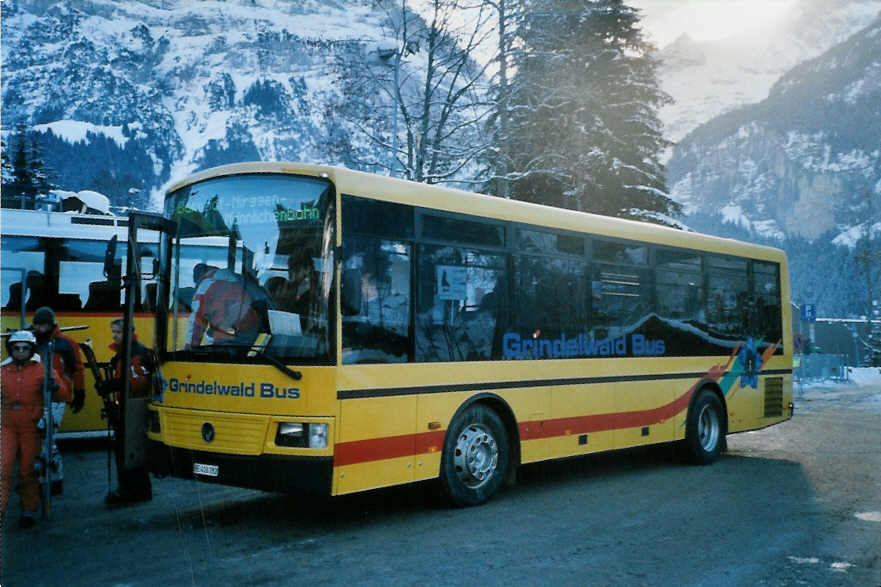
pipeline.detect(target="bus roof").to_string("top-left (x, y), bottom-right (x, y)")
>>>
top-left (166, 162), bottom-right (787, 264)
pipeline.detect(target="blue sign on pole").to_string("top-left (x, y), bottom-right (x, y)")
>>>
top-left (801, 304), bottom-right (817, 322)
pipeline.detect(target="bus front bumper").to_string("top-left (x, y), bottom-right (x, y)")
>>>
top-left (147, 439), bottom-right (333, 495)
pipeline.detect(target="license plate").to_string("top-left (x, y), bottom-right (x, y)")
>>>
top-left (193, 462), bottom-right (219, 477)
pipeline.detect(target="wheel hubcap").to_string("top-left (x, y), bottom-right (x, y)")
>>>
top-left (453, 423), bottom-right (499, 489)
top-left (698, 404), bottom-right (720, 452)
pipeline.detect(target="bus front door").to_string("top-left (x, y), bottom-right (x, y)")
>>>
top-left (121, 212), bottom-right (174, 472)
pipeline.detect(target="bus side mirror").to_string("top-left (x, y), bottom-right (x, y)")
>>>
top-left (139, 257), bottom-right (160, 280)
top-left (104, 235), bottom-right (121, 280)
top-left (341, 269), bottom-right (362, 316)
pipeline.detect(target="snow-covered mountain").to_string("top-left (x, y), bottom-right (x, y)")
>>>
top-left (666, 16), bottom-right (881, 317)
top-left (668, 16), bottom-right (881, 243)
top-left (658, 0), bottom-right (881, 144)
top-left (1, 0), bottom-right (400, 208)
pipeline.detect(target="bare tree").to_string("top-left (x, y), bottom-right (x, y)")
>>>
top-left (337, 0), bottom-right (495, 184)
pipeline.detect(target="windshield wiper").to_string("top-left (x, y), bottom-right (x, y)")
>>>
top-left (190, 342), bottom-right (303, 381)
top-left (252, 346), bottom-right (303, 381)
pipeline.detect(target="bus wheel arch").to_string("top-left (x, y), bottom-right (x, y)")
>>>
top-left (440, 395), bottom-right (517, 507)
top-left (684, 383), bottom-right (728, 464)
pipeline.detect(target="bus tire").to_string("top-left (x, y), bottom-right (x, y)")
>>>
top-left (685, 389), bottom-right (725, 465)
top-left (440, 404), bottom-right (510, 507)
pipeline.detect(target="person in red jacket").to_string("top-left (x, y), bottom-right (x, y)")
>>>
top-left (100, 318), bottom-right (153, 506)
top-left (31, 306), bottom-right (86, 496)
top-left (1, 330), bottom-right (70, 528)
top-left (187, 266), bottom-right (259, 347)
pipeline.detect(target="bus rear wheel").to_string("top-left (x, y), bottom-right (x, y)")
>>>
top-left (440, 404), bottom-right (510, 507)
top-left (685, 389), bottom-right (725, 464)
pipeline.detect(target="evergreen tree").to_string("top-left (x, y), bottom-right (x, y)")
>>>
top-left (1, 136), bottom-right (12, 186)
top-left (4, 127), bottom-right (35, 209)
top-left (504, 0), bottom-right (679, 223)
top-left (27, 132), bottom-right (56, 200)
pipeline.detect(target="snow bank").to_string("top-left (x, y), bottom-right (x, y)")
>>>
top-left (846, 366), bottom-right (881, 386)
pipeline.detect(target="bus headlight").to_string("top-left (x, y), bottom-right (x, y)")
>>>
top-left (308, 423), bottom-right (328, 449)
top-left (275, 422), bottom-right (328, 449)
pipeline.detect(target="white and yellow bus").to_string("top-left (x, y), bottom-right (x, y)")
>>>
top-left (0, 208), bottom-right (162, 437)
top-left (136, 162), bottom-right (792, 505)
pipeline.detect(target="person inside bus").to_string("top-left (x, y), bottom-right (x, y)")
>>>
top-left (1, 330), bottom-right (70, 528)
top-left (31, 306), bottom-right (86, 496)
top-left (187, 264), bottom-right (259, 347)
top-left (286, 249), bottom-right (319, 326)
top-left (99, 318), bottom-right (153, 506)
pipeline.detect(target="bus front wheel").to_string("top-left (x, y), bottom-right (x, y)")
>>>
top-left (685, 389), bottom-right (725, 465)
top-left (440, 404), bottom-right (510, 507)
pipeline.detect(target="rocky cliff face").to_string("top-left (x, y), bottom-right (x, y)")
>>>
top-left (668, 16), bottom-right (881, 245)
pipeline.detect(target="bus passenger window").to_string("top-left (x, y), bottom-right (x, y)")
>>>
top-left (511, 256), bottom-right (587, 359)
top-left (706, 255), bottom-right (749, 337)
top-left (1, 237), bottom-right (45, 310)
top-left (752, 261), bottom-right (782, 347)
top-left (415, 245), bottom-right (505, 362)
top-left (589, 264), bottom-right (651, 340)
top-left (342, 237), bottom-right (411, 364)
top-left (655, 248), bottom-right (703, 323)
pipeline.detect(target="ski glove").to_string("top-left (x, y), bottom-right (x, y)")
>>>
top-left (71, 388), bottom-right (85, 413)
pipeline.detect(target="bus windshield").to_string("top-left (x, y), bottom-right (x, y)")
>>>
top-left (162, 173), bottom-right (335, 364)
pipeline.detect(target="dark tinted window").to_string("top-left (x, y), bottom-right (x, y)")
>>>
top-left (506, 256), bottom-right (587, 359)
top-left (422, 214), bottom-right (505, 248)
top-left (656, 248), bottom-right (701, 271)
top-left (415, 246), bottom-right (505, 362)
top-left (706, 254), bottom-right (749, 337)
top-left (518, 229), bottom-right (584, 257)
top-left (590, 264), bottom-right (652, 339)
top-left (342, 195), bottom-right (413, 240)
top-left (656, 247), bottom-right (704, 323)
top-left (341, 237), bottom-right (411, 364)
top-left (594, 240), bottom-right (647, 264)
top-left (751, 261), bottom-right (782, 345)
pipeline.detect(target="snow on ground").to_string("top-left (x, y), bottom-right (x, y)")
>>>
top-left (795, 367), bottom-right (881, 413)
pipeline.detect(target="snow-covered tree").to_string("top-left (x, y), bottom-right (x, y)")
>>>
top-left (1, 137), bottom-right (11, 183)
top-left (3, 127), bottom-right (35, 209)
top-left (479, 0), bottom-right (527, 199)
top-left (503, 0), bottom-right (679, 222)
top-left (28, 133), bottom-right (56, 198)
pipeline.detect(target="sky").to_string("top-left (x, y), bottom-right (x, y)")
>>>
top-left (629, 0), bottom-right (797, 47)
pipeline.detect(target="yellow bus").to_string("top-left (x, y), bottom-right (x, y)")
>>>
top-left (136, 162), bottom-right (792, 505)
top-left (0, 208), bottom-right (161, 437)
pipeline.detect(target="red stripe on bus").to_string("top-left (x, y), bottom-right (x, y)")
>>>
top-left (335, 430), bottom-right (445, 467)
top-left (518, 388), bottom-right (695, 440)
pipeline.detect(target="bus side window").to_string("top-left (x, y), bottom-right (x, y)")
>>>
top-left (589, 262), bottom-right (651, 341)
top-left (655, 248), bottom-right (703, 323)
top-left (511, 255), bottom-right (587, 358)
top-left (341, 237), bottom-right (411, 364)
top-left (415, 245), bottom-right (505, 362)
top-left (706, 255), bottom-right (749, 337)
top-left (1, 236), bottom-right (45, 311)
top-left (752, 261), bottom-right (782, 348)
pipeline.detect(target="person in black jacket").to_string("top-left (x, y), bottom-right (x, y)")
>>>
top-left (100, 318), bottom-right (153, 507)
